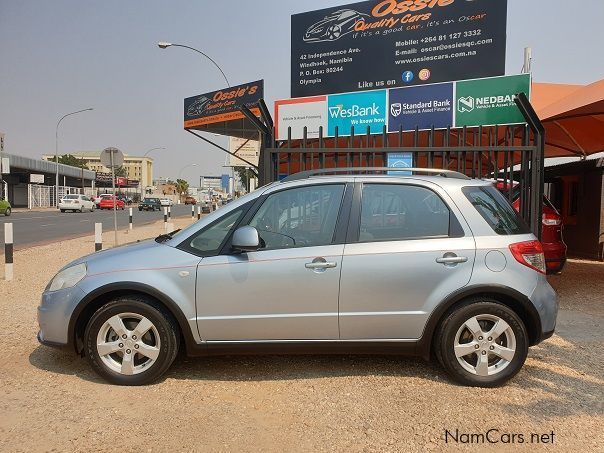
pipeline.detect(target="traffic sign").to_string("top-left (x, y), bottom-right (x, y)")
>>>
top-left (100, 147), bottom-right (124, 169)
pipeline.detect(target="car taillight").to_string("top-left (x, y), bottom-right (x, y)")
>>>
top-left (542, 212), bottom-right (561, 226)
top-left (509, 240), bottom-right (546, 274)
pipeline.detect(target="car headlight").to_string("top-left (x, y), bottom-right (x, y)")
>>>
top-left (48, 263), bottom-right (87, 292)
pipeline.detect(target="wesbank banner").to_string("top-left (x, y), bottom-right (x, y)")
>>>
top-left (327, 90), bottom-right (387, 136)
top-left (274, 74), bottom-right (530, 140)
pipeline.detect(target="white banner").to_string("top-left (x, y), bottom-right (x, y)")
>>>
top-left (228, 137), bottom-right (260, 167)
top-left (275, 96), bottom-right (327, 141)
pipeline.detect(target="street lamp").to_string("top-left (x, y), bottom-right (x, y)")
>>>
top-left (144, 146), bottom-right (165, 157)
top-left (178, 163), bottom-right (198, 180)
top-left (157, 42), bottom-right (230, 87)
top-left (55, 108), bottom-right (93, 207)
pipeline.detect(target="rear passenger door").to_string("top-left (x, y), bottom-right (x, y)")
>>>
top-left (338, 181), bottom-right (475, 340)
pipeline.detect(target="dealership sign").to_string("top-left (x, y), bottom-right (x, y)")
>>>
top-left (275, 74), bottom-right (530, 139)
top-left (291, 0), bottom-right (508, 97)
top-left (184, 80), bottom-right (263, 128)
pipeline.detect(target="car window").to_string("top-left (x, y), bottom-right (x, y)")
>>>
top-left (65, 195), bottom-right (79, 199)
top-left (359, 184), bottom-right (450, 242)
top-left (248, 184), bottom-right (345, 251)
top-left (187, 207), bottom-right (246, 255)
top-left (463, 186), bottom-right (530, 235)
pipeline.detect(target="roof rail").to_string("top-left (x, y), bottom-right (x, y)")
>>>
top-left (281, 167), bottom-right (470, 182)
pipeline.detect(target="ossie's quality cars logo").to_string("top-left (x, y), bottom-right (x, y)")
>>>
top-left (355, 0), bottom-right (456, 31)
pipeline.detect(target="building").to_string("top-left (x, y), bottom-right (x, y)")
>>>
top-left (1, 152), bottom-right (96, 207)
top-left (545, 157), bottom-right (604, 261)
top-left (42, 151), bottom-right (154, 189)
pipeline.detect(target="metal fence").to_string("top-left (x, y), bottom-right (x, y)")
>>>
top-left (27, 185), bottom-right (85, 209)
top-left (260, 95), bottom-right (545, 238)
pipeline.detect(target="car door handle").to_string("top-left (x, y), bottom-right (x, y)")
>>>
top-left (436, 255), bottom-right (468, 264)
top-left (305, 262), bottom-right (337, 270)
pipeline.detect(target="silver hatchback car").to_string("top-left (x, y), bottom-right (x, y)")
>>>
top-left (38, 169), bottom-right (557, 387)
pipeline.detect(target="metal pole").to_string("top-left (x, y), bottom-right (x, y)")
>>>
top-left (4, 223), bottom-right (13, 281)
top-left (95, 223), bottom-right (102, 251)
top-left (110, 151), bottom-right (118, 246)
top-left (129, 207), bottom-right (133, 230)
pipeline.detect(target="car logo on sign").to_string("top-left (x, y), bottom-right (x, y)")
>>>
top-left (391, 103), bottom-right (402, 117)
top-left (458, 96), bottom-right (475, 113)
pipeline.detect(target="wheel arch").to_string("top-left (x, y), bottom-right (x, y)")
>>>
top-left (418, 284), bottom-right (542, 360)
top-left (69, 282), bottom-right (199, 356)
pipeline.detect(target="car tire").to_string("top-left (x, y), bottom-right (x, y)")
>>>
top-left (4, 207), bottom-right (11, 216)
top-left (60, 209), bottom-right (65, 213)
top-left (435, 298), bottom-right (528, 388)
top-left (84, 296), bottom-right (179, 386)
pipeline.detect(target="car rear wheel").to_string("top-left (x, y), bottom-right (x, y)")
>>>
top-left (84, 297), bottom-right (179, 385)
top-left (436, 299), bottom-right (528, 387)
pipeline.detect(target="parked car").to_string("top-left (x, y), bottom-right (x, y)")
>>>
top-left (160, 198), bottom-right (173, 207)
top-left (138, 198), bottom-right (162, 211)
top-left (94, 194), bottom-right (112, 207)
top-left (59, 194), bottom-right (95, 213)
top-left (0, 196), bottom-right (11, 216)
top-left (184, 196), bottom-right (197, 205)
top-left (496, 181), bottom-right (567, 274)
top-left (38, 168), bottom-right (557, 387)
top-left (98, 196), bottom-right (125, 210)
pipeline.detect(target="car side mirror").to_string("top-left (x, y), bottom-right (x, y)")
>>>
top-left (232, 226), bottom-right (261, 252)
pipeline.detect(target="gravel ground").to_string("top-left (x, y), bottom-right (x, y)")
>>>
top-left (0, 222), bottom-right (602, 452)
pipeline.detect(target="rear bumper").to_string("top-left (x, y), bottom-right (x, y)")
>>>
top-left (543, 241), bottom-right (567, 273)
top-left (529, 278), bottom-right (558, 343)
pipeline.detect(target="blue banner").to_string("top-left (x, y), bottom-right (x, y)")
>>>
top-left (388, 83), bottom-right (454, 133)
top-left (327, 90), bottom-right (387, 137)
top-left (387, 153), bottom-right (413, 175)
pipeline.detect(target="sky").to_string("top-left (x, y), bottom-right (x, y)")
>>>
top-left (1, 0), bottom-right (603, 185)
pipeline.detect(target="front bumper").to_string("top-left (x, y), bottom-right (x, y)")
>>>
top-left (37, 285), bottom-right (86, 348)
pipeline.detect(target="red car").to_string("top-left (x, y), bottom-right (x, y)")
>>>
top-left (496, 181), bottom-right (567, 274)
top-left (98, 196), bottom-right (125, 210)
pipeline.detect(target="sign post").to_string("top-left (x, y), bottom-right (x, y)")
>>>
top-left (100, 147), bottom-right (124, 246)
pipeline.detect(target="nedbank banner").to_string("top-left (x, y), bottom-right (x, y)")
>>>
top-left (275, 74), bottom-right (530, 140)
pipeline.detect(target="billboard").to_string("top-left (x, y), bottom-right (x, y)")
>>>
top-left (184, 80), bottom-right (263, 128)
top-left (228, 137), bottom-right (260, 167)
top-left (275, 74), bottom-right (530, 140)
top-left (291, 0), bottom-right (507, 97)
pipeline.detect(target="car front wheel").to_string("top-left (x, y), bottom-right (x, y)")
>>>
top-left (436, 299), bottom-right (528, 387)
top-left (4, 207), bottom-right (10, 216)
top-left (84, 297), bottom-right (179, 385)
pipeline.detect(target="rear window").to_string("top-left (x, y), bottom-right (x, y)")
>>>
top-left (463, 186), bottom-right (530, 235)
top-left (65, 195), bottom-right (80, 199)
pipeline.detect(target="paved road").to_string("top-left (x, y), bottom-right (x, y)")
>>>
top-left (0, 204), bottom-right (196, 250)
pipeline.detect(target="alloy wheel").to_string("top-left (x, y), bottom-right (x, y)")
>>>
top-left (453, 314), bottom-right (517, 377)
top-left (96, 312), bottom-right (161, 376)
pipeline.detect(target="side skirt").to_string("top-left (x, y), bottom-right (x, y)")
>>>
top-left (185, 340), bottom-right (420, 357)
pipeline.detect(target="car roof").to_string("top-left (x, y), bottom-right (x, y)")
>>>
top-left (280, 174), bottom-right (494, 189)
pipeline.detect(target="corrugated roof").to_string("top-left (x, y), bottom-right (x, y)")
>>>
top-left (4, 153), bottom-right (96, 179)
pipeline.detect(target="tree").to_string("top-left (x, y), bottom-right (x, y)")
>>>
top-left (113, 166), bottom-right (128, 177)
top-left (234, 167), bottom-right (253, 191)
top-left (57, 154), bottom-right (88, 169)
top-left (175, 179), bottom-right (189, 198)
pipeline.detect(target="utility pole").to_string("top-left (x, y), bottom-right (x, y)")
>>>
top-left (522, 47), bottom-right (532, 74)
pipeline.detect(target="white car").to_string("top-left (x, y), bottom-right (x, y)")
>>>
top-left (160, 198), bottom-right (173, 207)
top-left (59, 194), bottom-right (95, 213)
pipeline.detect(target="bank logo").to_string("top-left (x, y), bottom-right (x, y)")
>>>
top-left (458, 96), bottom-right (475, 113)
top-left (391, 103), bottom-right (402, 117)
top-left (402, 71), bottom-right (414, 83)
top-left (328, 103), bottom-right (380, 118)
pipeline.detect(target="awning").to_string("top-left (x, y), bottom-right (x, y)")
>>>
top-left (536, 79), bottom-right (604, 158)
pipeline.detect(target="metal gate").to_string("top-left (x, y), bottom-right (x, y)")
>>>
top-left (260, 94), bottom-right (545, 238)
